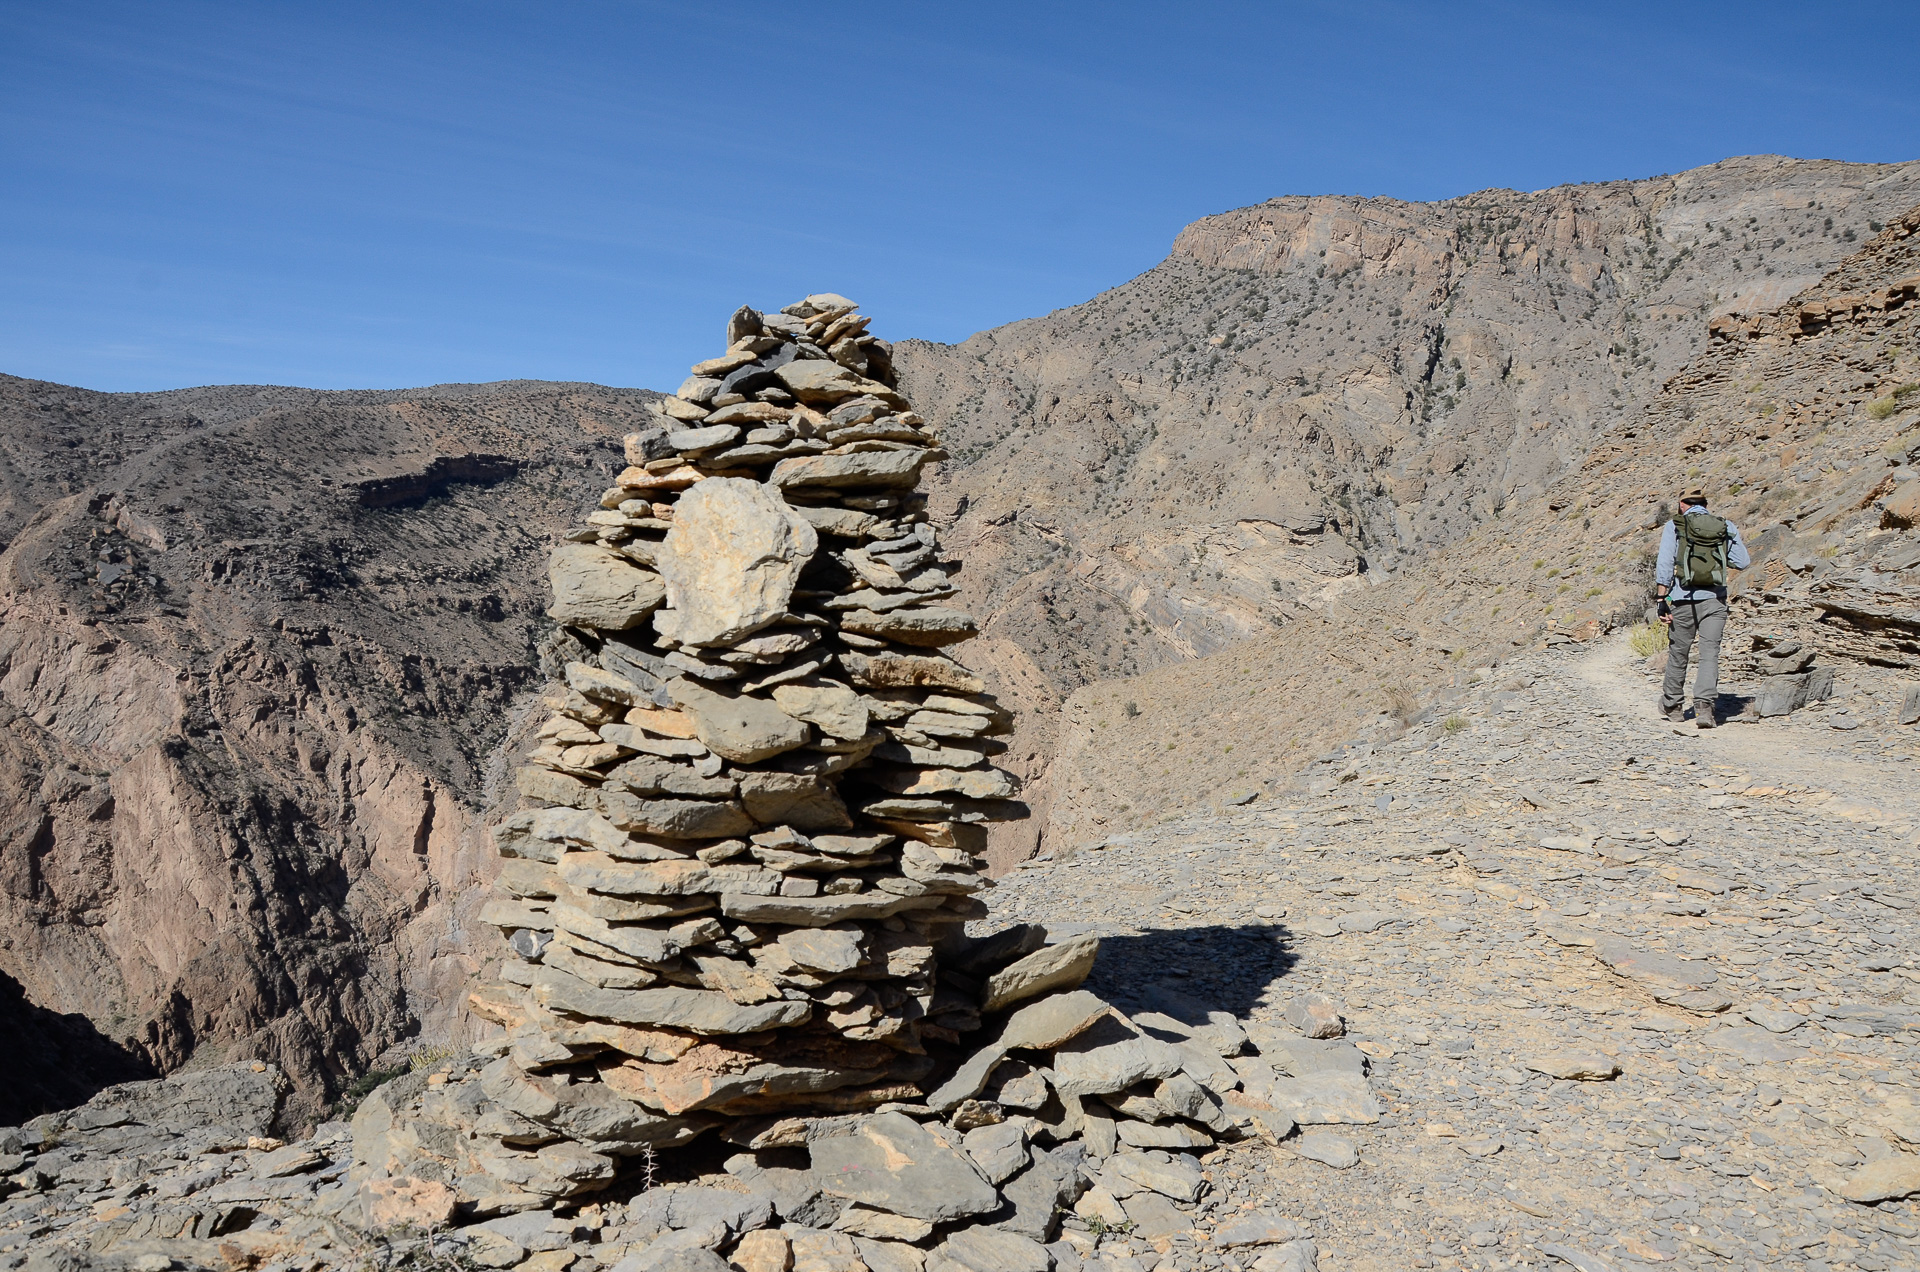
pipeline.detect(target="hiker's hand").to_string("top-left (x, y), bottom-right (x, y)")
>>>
top-left (1660, 611), bottom-right (1673, 626)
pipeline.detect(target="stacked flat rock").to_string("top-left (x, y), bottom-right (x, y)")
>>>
top-left (358, 296), bottom-right (1034, 1204)
top-left (1747, 637), bottom-right (1836, 716)
top-left (347, 301), bottom-right (1298, 1256)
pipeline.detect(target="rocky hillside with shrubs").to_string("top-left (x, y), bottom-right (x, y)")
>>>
top-left (895, 155), bottom-right (1920, 861)
top-left (1035, 200), bottom-right (1920, 849)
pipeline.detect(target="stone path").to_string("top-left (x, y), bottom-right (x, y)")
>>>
top-left (992, 633), bottom-right (1920, 1271)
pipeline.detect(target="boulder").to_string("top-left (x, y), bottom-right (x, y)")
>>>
top-left (597, 791), bottom-right (756, 839)
top-left (807, 1112), bottom-right (1000, 1222)
top-left (1282, 994), bottom-right (1344, 1040)
top-left (961, 1120), bottom-right (1030, 1184)
top-left (738, 772), bottom-right (853, 831)
top-left (669, 677), bottom-right (812, 763)
top-left (657, 477), bottom-right (819, 646)
top-left (774, 360), bottom-right (881, 404)
top-left (981, 936), bottom-right (1100, 1012)
top-left (995, 1144), bottom-right (1089, 1240)
top-left (1051, 1014), bottom-right (1185, 1097)
top-left (772, 680), bottom-right (872, 739)
top-left (548, 544), bottom-right (666, 630)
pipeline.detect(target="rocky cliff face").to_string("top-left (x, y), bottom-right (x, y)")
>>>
top-left (1035, 202), bottom-right (1920, 849)
top-left (0, 377), bottom-right (662, 1123)
top-left (895, 155), bottom-right (1920, 861)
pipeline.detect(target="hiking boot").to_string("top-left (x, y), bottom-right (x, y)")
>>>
top-left (1663, 705), bottom-right (1686, 723)
top-left (1695, 703), bottom-right (1717, 729)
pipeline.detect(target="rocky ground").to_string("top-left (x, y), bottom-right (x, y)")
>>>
top-left (998, 633), bottom-right (1920, 1272)
top-left (8, 630), bottom-right (1919, 1272)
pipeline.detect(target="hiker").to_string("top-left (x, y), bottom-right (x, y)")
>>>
top-left (1655, 486), bottom-right (1750, 728)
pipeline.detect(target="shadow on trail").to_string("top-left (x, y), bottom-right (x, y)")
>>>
top-left (1083, 922), bottom-right (1301, 1023)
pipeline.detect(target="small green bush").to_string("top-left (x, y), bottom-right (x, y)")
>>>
top-left (1442, 715), bottom-right (1469, 734)
top-left (1869, 384), bottom-right (1918, 420)
top-left (1628, 623), bottom-right (1666, 657)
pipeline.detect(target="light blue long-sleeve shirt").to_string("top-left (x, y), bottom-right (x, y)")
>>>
top-left (1657, 509), bottom-right (1750, 601)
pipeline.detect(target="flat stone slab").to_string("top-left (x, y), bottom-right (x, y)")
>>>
top-left (1256, 1034), bottom-right (1368, 1078)
top-left (934, 1226), bottom-right (1052, 1272)
top-left (532, 966), bottom-right (810, 1034)
top-left (1592, 937), bottom-right (1718, 990)
top-left (981, 935), bottom-right (1100, 1011)
top-left (1001, 989), bottom-right (1112, 1050)
top-left (1288, 1132), bottom-right (1358, 1169)
top-left (1257, 1072), bottom-right (1382, 1125)
top-left (1706, 1026), bottom-right (1811, 1064)
top-left (961, 1120), bottom-right (1029, 1185)
top-left (1109, 1150), bottom-right (1205, 1202)
top-left (1119, 1190), bottom-right (1191, 1239)
top-left (1050, 1013), bottom-right (1185, 1098)
top-left (808, 1112), bottom-right (999, 1223)
top-left (719, 892), bottom-right (946, 927)
top-left (1524, 1053), bottom-right (1621, 1081)
top-left (1214, 1212), bottom-right (1313, 1247)
top-left (1840, 1155), bottom-right (1920, 1203)
top-left (1135, 983), bottom-right (1251, 1056)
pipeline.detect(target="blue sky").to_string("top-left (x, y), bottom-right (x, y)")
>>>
top-left (3, 1), bottom-right (1916, 394)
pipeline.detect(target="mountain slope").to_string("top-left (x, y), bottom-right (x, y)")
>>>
top-left (0, 377), bottom-right (657, 1120)
top-left (896, 154), bottom-right (1920, 859)
top-left (1037, 201), bottom-right (1920, 850)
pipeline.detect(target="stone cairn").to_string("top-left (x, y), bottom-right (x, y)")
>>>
top-left (349, 296), bottom-right (1275, 1269)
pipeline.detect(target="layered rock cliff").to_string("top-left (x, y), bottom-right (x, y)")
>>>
top-left (895, 155), bottom-right (1920, 860)
top-left (1036, 202), bottom-right (1920, 848)
top-left (0, 378), bottom-right (661, 1122)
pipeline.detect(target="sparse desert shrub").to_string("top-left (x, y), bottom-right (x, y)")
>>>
top-left (1628, 622), bottom-right (1666, 657)
top-left (1384, 685), bottom-right (1420, 724)
top-left (1442, 715), bottom-right (1469, 734)
top-left (1869, 384), bottom-right (1919, 420)
top-left (330, 1064), bottom-right (408, 1121)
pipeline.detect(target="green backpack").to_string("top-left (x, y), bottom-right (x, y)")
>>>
top-left (1676, 510), bottom-right (1730, 590)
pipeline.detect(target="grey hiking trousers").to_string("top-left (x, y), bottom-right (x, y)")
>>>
top-left (1661, 594), bottom-right (1728, 714)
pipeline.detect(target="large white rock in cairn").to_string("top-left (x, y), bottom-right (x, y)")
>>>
top-left (656, 477), bottom-right (819, 646)
top-left (371, 297), bottom-right (1284, 1245)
